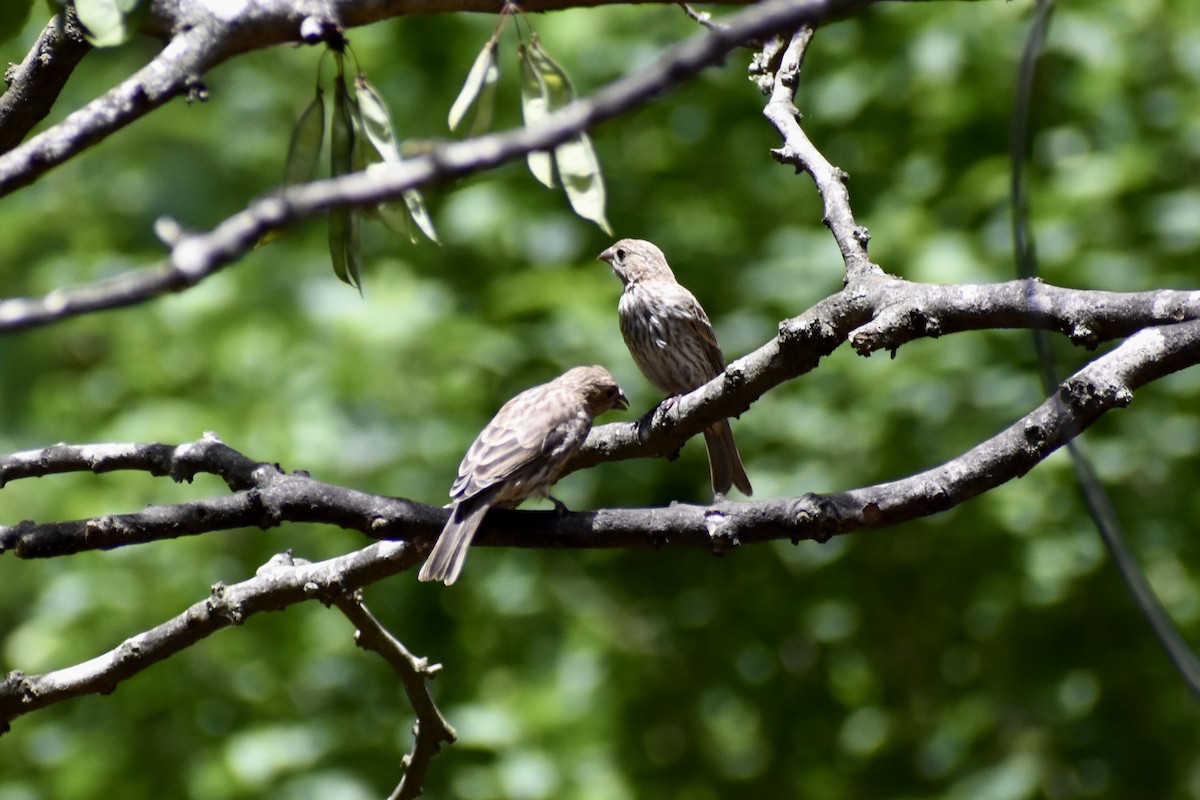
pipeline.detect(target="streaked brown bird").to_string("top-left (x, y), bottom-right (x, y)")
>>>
top-left (418, 365), bottom-right (629, 585)
top-left (598, 238), bottom-right (752, 498)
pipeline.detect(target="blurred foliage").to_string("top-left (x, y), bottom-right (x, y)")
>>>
top-left (0, 0), bottom-right (33, 46)
top-left (74, 0), bottom-right (150, 47)
top-left (1, 1), bottom-right (1200, 798)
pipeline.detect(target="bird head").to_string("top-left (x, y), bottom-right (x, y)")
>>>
top-left (564, 365), bottom-right (630, 416)
top-left (597, 238), bottom-right (676, 286)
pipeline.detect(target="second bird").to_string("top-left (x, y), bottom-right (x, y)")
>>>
top-left (599, 238), bottom-right (753, 497)
top-left (419, 365), bottom-right (630, 585)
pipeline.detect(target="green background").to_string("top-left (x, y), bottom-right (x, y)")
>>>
top-left (3, 1), bottom-right (1200, 798)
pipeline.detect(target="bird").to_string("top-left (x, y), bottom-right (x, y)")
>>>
top-left (418, 365), bottom-right (629, 585)
top-left (598, 238), bottom-right (752, 498)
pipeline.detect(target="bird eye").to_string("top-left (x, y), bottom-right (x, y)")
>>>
top-left (616, 248), bottom-right (626, 261)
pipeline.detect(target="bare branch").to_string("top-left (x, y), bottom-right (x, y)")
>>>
top-left (0, 0), bottom-right (855, 201)
top-left (331, 593), bottom-right (457, 800)
top-left (4, 318), bottom-right (1199, 560)
top-left (0, 540), bottom-right (420, 733)
top-left (0, 0), bottom-right (871, 333)
top-left (0, 450), bottom-right (441, 557)
top-left (570, 277), bottom-right (1200, 471)
top-left (762, 26), bottom-right (876, 278)
top-left (0, 24), bottom-right (219, 198)
top-left (0, 435), bottom-right (265, 489)
top-left (843, 279), bottom-right (1200, 351)
top-left (0, 8), bottom-right (92, 154)
top-left (4, 310), bottom-right (1194, 731)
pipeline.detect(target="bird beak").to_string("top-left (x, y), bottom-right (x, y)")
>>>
top-left (597, 246), bottom-right (614, 265)
top-left (614, 389), bottom-right (630, 411)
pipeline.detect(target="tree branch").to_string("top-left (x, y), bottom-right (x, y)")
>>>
top-left (4, 318), bottom-right (1199, 560)
top-left (0, 22), bottom-right (219, 198)
top-left (0, 0), bottom-right (870, 333)
top-left (0, 437), bottom-right (441, 557)
top-left (0, 540), bottom-right (420, 733)
top-left (330, 591), bottom-right (457, 800)
top-left (761, 26), bottom-right (878, 279)
top-left (0, 8), bottom-right (92, 154)
top-left (3, 315), bottom-right (1196, 731)
top-left (0, 434), bottom-right (265, 489)
top-left (569, 276), bottom-right (1200, 471)
top-left (0, 0), bottom-right (851, 201)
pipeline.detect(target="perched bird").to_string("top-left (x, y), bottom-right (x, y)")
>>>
top-left (598, 238), bottom-right (752, 497)
top-left (418, 365), bottom-right (629, 585)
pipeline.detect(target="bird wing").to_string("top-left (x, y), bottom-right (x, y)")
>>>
top-left (450, 381), bottom-right (588, 501)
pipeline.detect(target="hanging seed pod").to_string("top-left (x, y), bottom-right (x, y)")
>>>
top-left (449, 40), bottom-right (500, 134)
top-left (328, 64), bottom-right (363, 291)
top-left (518, 42), bottom-right (555, 189)
top-left (283, 87), bottom-right (325, 185)
top-left (524, 37), bottom-right (612, 233)
top-left (353, 74), bottom-right (439, 244)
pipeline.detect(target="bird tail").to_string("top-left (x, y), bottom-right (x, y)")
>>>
top-left (418, 501), bottom-right (490, 585)
top-left (703, 419), bottom-right (753, 497)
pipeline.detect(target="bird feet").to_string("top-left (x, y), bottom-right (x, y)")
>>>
top-left (659, 394), bottom-right (683, 413)
top-left (635, 395), bottom-right (683, 440)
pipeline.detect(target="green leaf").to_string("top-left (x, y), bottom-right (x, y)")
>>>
top-left (348, 114), bottom-right (393, 228)
top-left (353, 75), bottom-right (401, 164)
top-left (283, 88), bottom-right (325, 185)
top-left (518, 43), bottom-right (554, 189)
top-left (449, 41), bottom-right (500, 134)
top-left (556, 133), bottom-right (612, 235)
top-left (74, 0), bottom-right (148, 47)
top-left (0, 0), bottom-right (33, 46)
top-left (329, 70), bottom-right (362, 291)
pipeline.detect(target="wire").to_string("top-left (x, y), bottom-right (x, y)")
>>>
top-left (1010, 0), bottom-right (1200, 698)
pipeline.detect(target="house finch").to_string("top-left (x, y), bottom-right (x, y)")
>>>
top-left (598, 239), bottom-right (753, 497)
top-left (418, 365), bottom-right (629, 585)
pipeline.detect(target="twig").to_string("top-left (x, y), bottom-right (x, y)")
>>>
top-left (0, 7), bottom-right (92, 154)
top-left (0, 540), bottom-right (420, 733)
top-left (762, 26), bottom-right (876, 279)
top-left (0, 0), bottom-right (876, 334)
top-left (331, 593), bottom-right (457, 800)
top-left (679, 3), bottom-right (728, 31)
top-left (0, 24), bottom-right (219, 197)
top-left (0, 434), bottom-right (265, 489)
